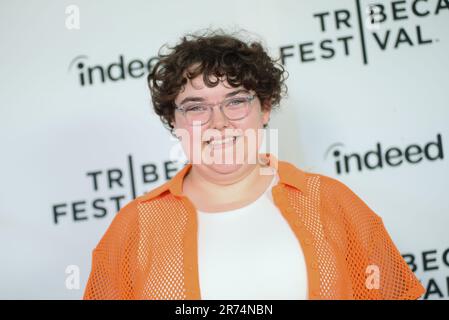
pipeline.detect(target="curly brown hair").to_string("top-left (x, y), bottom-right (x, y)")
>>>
top-left (147, 30), bottom-right (288, 133)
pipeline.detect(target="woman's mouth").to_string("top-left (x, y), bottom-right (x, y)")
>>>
top-left (205, 136), bottom-right (238, 149)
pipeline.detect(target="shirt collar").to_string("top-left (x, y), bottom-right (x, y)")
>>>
top-left (138, 153), bottom-right (308, 203)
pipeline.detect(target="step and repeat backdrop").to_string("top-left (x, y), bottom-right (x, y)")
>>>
top-left (0, 0), bottom-right (448, 299)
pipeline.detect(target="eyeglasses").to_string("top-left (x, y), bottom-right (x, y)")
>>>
top-left (174, 94), bottom-right (256, 126)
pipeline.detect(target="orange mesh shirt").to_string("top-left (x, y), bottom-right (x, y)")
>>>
top-left (83, 154), bottom-right (426, 300)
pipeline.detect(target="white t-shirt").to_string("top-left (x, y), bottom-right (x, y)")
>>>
top-left (197, 170), bottom-right (308, 300)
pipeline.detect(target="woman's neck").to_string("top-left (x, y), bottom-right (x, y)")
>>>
top-left (182, 163), bottom-right (276, 212)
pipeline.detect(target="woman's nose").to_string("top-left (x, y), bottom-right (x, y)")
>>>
top-left (209, 105), bottom-right (229, 129)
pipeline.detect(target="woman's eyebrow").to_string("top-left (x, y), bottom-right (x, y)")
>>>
top-left (224, 89), bottom-right (250, 98)
top-left (178, 89), bottom-right (250, 105)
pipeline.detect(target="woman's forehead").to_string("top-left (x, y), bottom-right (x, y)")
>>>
top-left (176, 74), bottom-right (245, 101)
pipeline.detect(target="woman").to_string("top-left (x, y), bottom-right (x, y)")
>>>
top-left (84, 31), bottom-right (426, 300)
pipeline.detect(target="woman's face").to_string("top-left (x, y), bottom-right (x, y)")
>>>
top-left (172, 74), bottom-right (271, 184)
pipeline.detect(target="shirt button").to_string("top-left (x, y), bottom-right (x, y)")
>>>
top-left (305, 238), bottom-right (312, 245)
top-left (286, 207), bottom-right (295, 214)
top-left (311, 262), bottom-right (319, 270)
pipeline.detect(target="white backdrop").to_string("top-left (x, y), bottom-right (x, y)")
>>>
top-left (0, 0), bottom-right (448, 299)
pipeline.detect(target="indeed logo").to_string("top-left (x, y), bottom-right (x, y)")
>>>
top-left (325, 133), bottom-right (444, 175)
top-left (68, 54), bottom-right (160, 87)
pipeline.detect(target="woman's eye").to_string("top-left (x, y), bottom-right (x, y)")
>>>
top-left (228, 98), bottom-right (246, 106)
top-left (186, 105), bottom-right (206, 112)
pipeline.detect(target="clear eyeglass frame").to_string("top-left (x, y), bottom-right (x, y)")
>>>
top-left (174, 94), bottom-right (257, 126)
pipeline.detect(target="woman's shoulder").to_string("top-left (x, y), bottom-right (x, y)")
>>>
top-left (92, 176), bottom-right (176, 250)
top-left (316, 174), bottom-right (384, 252)
top-left (287, 163), bottom-right (383, 229)
top-left (278, 159), bottom-right (351, 198)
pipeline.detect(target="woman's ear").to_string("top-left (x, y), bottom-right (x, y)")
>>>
top-left (171, 121), bottom-right (180, 139)
top-left (171, 116), bottom-right (180, 130)
top-left (261, 102), bottom-right (272, 126)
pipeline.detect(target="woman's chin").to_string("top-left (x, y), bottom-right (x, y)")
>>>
top-left (207, 162), bottom-right (243, 175)
top-left (199, 141), bottom-right (246, 174)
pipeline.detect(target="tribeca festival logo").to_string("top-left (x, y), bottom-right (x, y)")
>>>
top-left (280, 0), bottom-right (448, 65)
top-left (324, 133), bottom-right (444, 175)
top-left (52, 155), bottom-right (185, 225)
